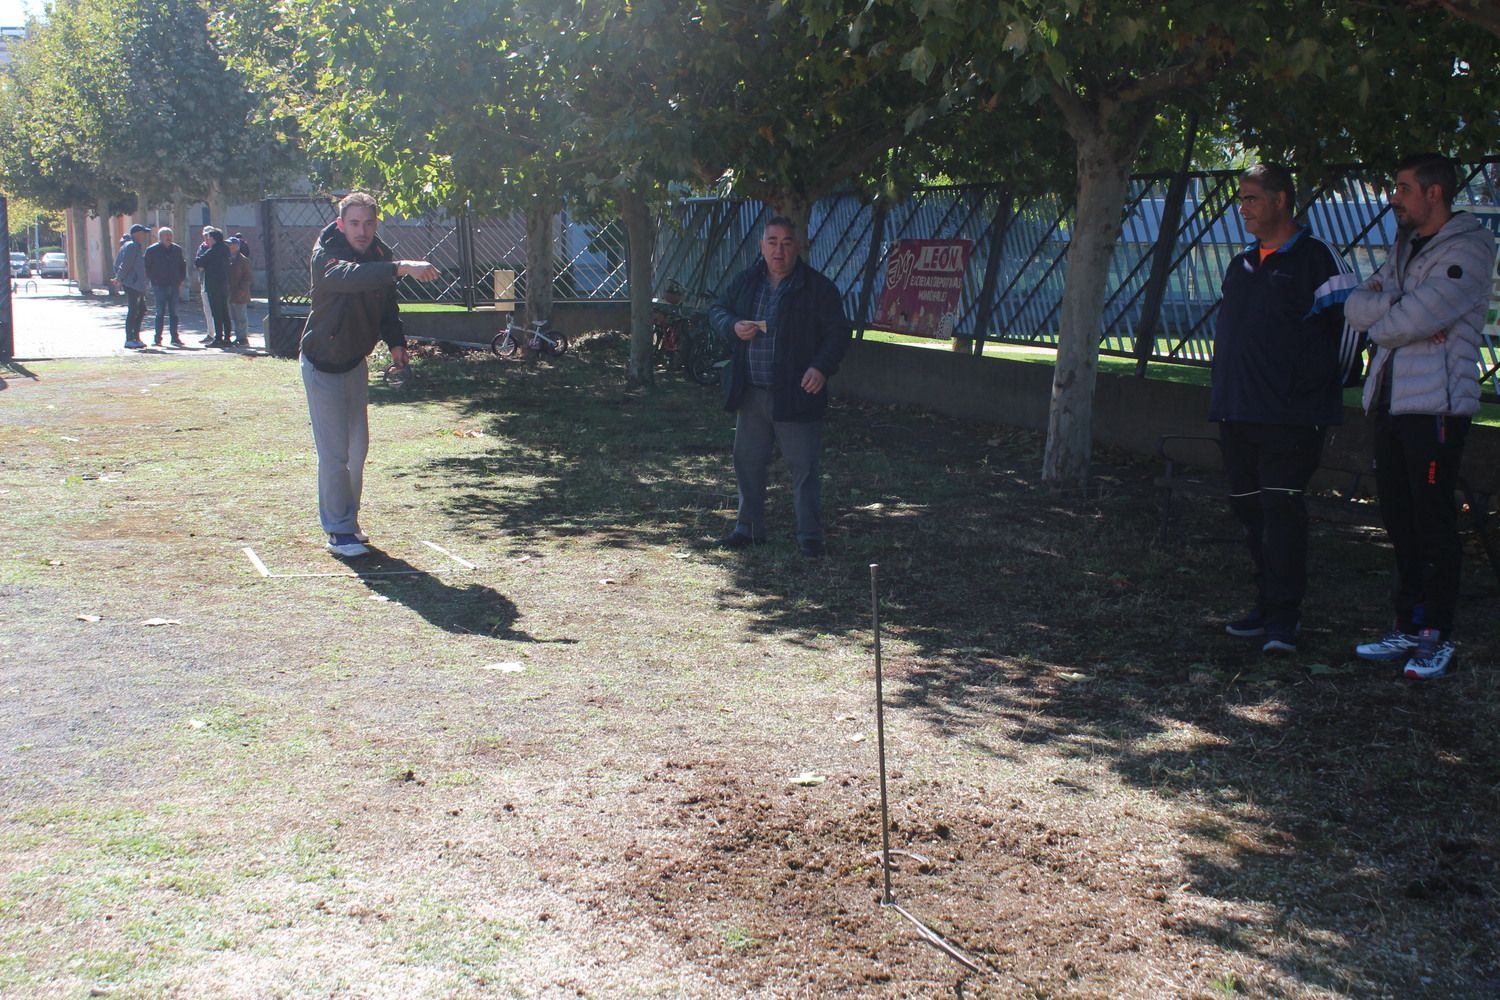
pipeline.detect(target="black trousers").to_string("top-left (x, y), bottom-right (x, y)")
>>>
top-left (206, 283), bottom-right (230, 339)
top-left (124, 288), bottom-right (146, 340)
top-left (1372, 409), bottom-right (1470, 637)
top-left (1219, 420), bottom-right (1327, 628)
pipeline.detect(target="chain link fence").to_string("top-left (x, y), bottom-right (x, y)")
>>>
top-left (261, 162), bottom-right (1500, 387)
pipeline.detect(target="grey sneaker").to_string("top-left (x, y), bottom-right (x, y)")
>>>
top-left (1355, 631), bottom-right (1419, 663)
top-left (1225, 611), bottom-right (1266, 637)
top-left (1403, 630), bottom-right (1454, 680)
top-left (1262, 624), bottom-right (1297, 654)
top-left (327, 533), bottom-right (369, 558)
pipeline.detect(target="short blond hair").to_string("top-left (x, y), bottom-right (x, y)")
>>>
top-left (338, 191), bottom-right (379, 219)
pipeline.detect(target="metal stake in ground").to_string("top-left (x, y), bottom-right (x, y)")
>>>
top-left (869, 563), bottom-right (984, 977)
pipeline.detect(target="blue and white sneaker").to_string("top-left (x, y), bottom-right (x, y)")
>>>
top-left (1354, 631), bottom-right (1419, 663)
top-left (327, 533), bottom-right (369, 558)
top-left (1403, 630), bottom-right (1454, 680)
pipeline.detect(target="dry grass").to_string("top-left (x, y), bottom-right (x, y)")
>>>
top-left (1, 339), bottom-right (1496, 998)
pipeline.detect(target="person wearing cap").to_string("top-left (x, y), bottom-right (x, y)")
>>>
top-left (226, 236), bottom-right (253, 347)
top-left (113, 223), bottom-right (151, 349)
top-left (144, 226), bottom-right (187, 347)
top-left (194, 227), bottom-right (232, 346)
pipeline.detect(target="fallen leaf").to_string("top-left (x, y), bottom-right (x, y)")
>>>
top-left (482, 662), bottom-right (526, 673)
top-left (1306, 663), bottom-right (1337, 676)
top-left (60, 435), bottom-right (80, 443)
top-left (188, 719), bottom-right (207, 730)
top-left (598, 578), bottom-right (617, 585)
top-left (790, 772), bottom-right (826, 787)
top-left (671, 552), bottom-right (691, 559)
top-left (1057, 671), bottom-right (1088, 682)
top-left (75, 614), bottom-right (102, 622)
top-left (847, 733), bottom-right (866, 743)
top-left (140, 618), bottom-right (182, 627)
top-left (514, 554), bottom-right (532, 563)
top-left (44, 559), bottom-right (62, 566)
top-left (368, 595), bottom-right (391, 602)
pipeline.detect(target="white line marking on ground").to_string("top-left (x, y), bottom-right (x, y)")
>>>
top-left (421, 540), bottom-right (477, 570)
top-left (243, 547), bottom-right (271, 577)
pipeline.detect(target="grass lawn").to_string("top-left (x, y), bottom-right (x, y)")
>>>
top-left (1, 336), bottom-right (1497, 998)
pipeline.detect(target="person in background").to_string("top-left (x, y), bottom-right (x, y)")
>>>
top-left (226, 236), bottom-right (253, 347)
top-left (112, 223), bottom-right (151, 349)
top-left (195, 226), bottom-right (232, 347)
top-left (143, 226), bottom-right (186, 347)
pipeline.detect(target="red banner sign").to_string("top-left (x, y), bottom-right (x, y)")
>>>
top-left (872, 238), bottom-right (973, 338)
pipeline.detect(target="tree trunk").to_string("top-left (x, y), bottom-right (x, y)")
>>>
top-left (1041, 121), bottom-right (1149, 489)
top-left (71, 205), bottom-right (93, 296)
top-left (524, 200), bottom-right (557, 321)
top-left (619, 187), bottom-right (657, 388)
top-left (768, 192), bottom-right (812, 251)
top-left (96, 200), bottom-right (115, 298)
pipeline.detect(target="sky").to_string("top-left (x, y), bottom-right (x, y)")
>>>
top-left (1, 0), bottom-right (38, 28)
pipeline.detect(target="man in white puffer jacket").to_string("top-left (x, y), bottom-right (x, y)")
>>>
top-left (1344, 153), bottom-right (1496, 680)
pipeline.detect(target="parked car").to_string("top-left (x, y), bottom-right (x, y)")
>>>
top-left (8, 252), bottom-right (28, 278)
top-left (38, 252), bottom-right (68, 279)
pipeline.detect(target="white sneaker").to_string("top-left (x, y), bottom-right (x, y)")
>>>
top-left (327, 533), bottom-right (369, 558)
top-left (1355, 631), bottom-right (1419, 663)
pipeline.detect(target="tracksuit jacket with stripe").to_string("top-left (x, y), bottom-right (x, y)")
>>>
top-left (1210, 227), bottom-right (1361, 427)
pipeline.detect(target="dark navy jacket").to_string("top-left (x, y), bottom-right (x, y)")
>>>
top-left (709, 259), bottom-right (851, 422)
top-left (1210, 227), bottom-right (1360, 426)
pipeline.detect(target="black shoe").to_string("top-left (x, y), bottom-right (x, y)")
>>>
top-left (714, 530), bottom-right (763, 551)
top-left (170, 338), bottom-right (184, 347)
top-left (1224, 611), bottom-right (1266, 637)
top-left (1262, 624), bottom-right (1297, 655)
top-left (798, 538), bottom-right (825, 558)
top-left (153, 336), bottom-right (162, 346)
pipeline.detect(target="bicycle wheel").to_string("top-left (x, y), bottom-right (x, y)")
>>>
top-left (687, 326), bottom-right (724, 386)
top-left (492, 330), bottom-right (520, 358)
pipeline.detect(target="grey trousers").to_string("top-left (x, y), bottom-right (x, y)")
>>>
top-left (301, 356), bottom-right (369, 536)
top-left (733, 386), bottom-right (824, 542)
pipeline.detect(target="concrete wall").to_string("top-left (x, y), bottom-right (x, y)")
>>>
top-left (834, 339), bottom-right (1500, 493)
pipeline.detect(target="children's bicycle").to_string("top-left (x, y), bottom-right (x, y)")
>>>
top-left (491, 317), bottom-right (569, 358)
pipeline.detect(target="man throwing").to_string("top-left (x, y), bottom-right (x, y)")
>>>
top-left (301, 192), bottom-right (438, 558)
top-left (709, 216), bottom-right (851, 557)
top-left (1211, 163), bottom-right (1362, 654)
top-left (113, 223), bottom-right (151, 349)
top-left (144, 226), bottom-right (186, 347)
top-left (1345, 153), bottom-right (1494, 679)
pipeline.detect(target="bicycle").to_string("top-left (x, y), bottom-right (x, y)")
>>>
top-left (652, 283), bottom-right (725, 386)
top-left (491, 316), bottom-right (569, 358)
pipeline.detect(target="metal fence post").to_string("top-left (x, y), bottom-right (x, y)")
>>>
top-left (460, 205), bottom-right (477, 311)
top-left (0, 195), bottom-right (12, 362)
top-left (260, 199), bottom-right (278, 329)
top-left (970, 186), bottom-right (1013, 357)
top-left (854, 204), bottom-right (888, 340)
top-left (1132, 112), bottom-right (1198, 376)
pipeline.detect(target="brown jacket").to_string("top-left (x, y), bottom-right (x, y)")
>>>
top-left (228, 253), bottom-right (253, 305)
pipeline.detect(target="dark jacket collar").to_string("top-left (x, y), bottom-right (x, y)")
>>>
top-left (317, 219), bottom-right (392, 263)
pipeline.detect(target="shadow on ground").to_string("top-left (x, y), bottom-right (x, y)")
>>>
top-left (386, 335), bottom-right (1500, 995)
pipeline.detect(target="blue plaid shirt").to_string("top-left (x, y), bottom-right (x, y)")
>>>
top-left (746, 275), bottom-right (789, 388)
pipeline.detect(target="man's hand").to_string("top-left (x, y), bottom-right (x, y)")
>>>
top-left (1367, 279), bottom-right (1383, 292)
top-left (733, 320), bottom-right (761, 341)
top-left (397, 260), bottom-right (440, 282)
top-left (1429, 331), bottom-right (1447, 345)
top-left (389, 345), bottom-right (408, 368)
top-left (800, 367), bottom-right (826, 394)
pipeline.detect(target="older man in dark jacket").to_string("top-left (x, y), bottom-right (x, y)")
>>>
top-left (708, 216), bottom-right (851, 557)
top-left (300, 191), bottom-right (439, 558)
top-left (143, 226), bottom-right (186, 346)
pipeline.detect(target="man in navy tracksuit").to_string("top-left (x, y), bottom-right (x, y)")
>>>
top-left (1211, 163), bottom-right (1362, 653)
top-left (709, 216), bottom-right (851, 557)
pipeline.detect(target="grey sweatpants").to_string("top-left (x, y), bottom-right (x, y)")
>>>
top-left (301, 356), bottom-right (369, 536)
top-left (733, 386), bottom-right (824, 542)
